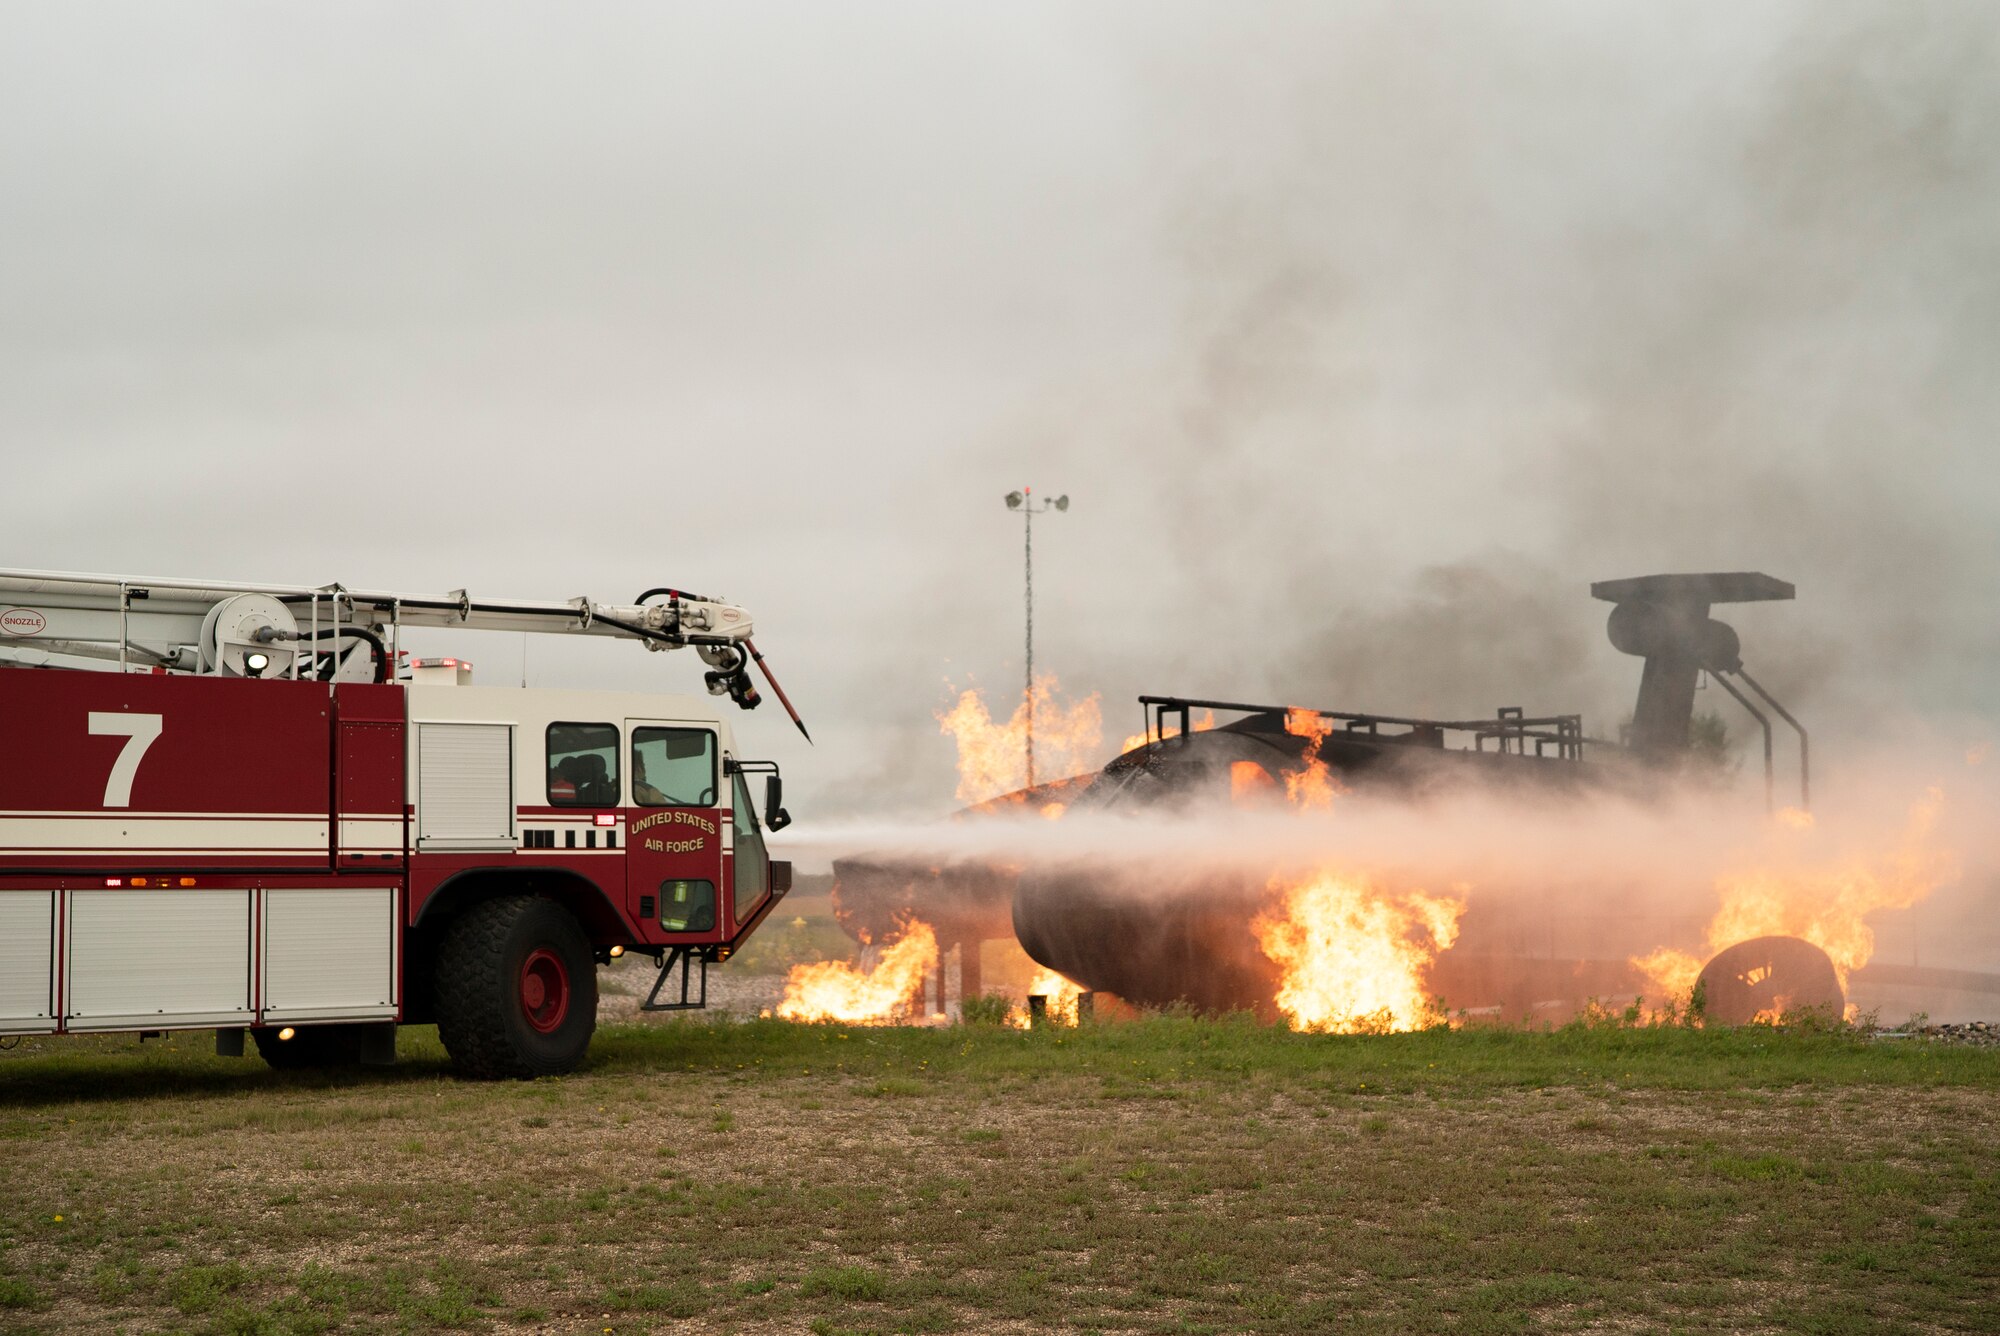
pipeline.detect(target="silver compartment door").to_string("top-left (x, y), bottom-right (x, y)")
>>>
top-left (0, 891), bottom-right (56, 1032)
top-left (261, 887), bottom-right (399, 1022)
top-left (65, 889), bottom-right (253, 1030)
top-left (416, 722), bottom-right (514, 849)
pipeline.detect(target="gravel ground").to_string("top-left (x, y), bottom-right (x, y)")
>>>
top-left (1878, 1020), bottom-right (2000, 1047)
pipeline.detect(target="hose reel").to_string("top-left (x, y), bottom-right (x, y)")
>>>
top-left (198, 594), bottom-right (298, 678)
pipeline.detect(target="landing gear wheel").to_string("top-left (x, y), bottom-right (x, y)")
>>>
top-left (253, 1023), bottom-right (363, 1070)
top-left (1695, 935), bottom-right (1845, 1026)
top-left (435, 896), bottom-right (598, 1079)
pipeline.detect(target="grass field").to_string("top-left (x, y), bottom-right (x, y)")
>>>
top-left (2, 1018), bottom-right (1997, 1335)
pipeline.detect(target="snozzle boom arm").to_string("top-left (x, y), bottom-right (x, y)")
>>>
top-left (0, 568), bottom-right (793, 721)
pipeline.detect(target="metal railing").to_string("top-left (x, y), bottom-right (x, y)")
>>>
top-left (1136, 695), bottom-right (1595, 762)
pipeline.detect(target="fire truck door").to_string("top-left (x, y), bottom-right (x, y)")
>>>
top-left (337, 723), bottom-right (404, 864)
top-left (623, 721), bottom-right (726, 945)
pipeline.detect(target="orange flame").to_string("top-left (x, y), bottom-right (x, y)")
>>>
top-left (937, 677), bottom-right (1102, 805)
top-left (1629, 945), bottom-right (1705, 1003)
top-left (1118, 710), bottom-right (1216, 756)
top-left (776, 921), bottom-right (939, 1024)
top-left (1634, 787), bottom-right (1958, 1006)
top-left (1253, 870), bottom-right (1463, 1033)
top-left (1231, 760), bottom-right (1279, 803)
top-left (1008, 968), bottom-right (1086, 1028)
top-left (1282, 708), bottom-right (1345, 809)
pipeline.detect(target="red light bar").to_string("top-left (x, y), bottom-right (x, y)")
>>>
top-left (594, 814), bottom-right (616, 827)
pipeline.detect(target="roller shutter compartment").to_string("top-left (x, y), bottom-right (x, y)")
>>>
top-left (65, 889), bottom-right (252, 1030)
top-left (0, 892), bottom-right (56, 1032)
top-left (261, 887), bottom-right (399, 1023)
top-left (417, 723), bottom-right (514, 849)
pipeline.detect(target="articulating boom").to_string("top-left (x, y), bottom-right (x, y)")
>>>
top-left (0, 567), bottom-right (809, 737)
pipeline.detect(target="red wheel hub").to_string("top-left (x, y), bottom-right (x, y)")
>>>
top-left (519, 948), bottom-right (570, 1033)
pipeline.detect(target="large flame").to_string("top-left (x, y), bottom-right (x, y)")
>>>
top-left (777, 921), bottom-right (939, 1024)
top-left (1634, 786), bottom-right (1958, 1005)
top-left (1007, 968), bottom-right (1086, 1028)
top-left (937, 677), bottom-right (1103, 805)
top-left (1282, 708), bottom-right (1345, 809)
top-left (1253, 870), bottom-right (1464, 1033)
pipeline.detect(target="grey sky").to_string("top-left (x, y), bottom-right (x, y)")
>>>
top-left (4, 3), bottom-right (1996, 817)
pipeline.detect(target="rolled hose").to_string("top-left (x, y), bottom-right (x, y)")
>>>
top-left (635, 586), bottom-right (720, 606)
top-left (260, 623), bottom-right (390, 683)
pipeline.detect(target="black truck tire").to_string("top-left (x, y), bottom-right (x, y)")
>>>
top-left (434, 895), bottom-right (598, 1079)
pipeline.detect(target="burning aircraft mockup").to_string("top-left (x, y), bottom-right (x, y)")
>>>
top-left (829, 573), bottom-right (1973, 1028)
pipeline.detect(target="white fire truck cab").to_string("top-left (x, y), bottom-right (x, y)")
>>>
top-left (0, 568), bottom-right (801, 1078)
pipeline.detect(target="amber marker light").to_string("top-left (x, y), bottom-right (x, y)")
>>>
top-left (277, 1027), bottom-right (296, 1042)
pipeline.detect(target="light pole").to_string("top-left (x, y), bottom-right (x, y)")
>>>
top-left (1004, 487), bottom-right (1069, 787)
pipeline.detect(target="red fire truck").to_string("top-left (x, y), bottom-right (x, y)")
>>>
top-left (0, 569), bottom-right (800, 1078)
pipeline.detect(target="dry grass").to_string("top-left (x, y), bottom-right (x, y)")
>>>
top-left (1, 1018), bottom-right (1996, 1334)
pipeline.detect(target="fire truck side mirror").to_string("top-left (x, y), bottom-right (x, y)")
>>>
top-left (764, 776), bottom-right (792, 832)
